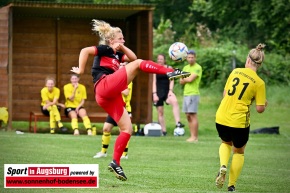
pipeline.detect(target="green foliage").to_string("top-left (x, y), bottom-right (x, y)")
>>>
top-left (144, 0), bottom-right (193, 39)
top-left (195, 42), bottom-right (239, 88)
top-left (93, 0), bottom-right (141, 3)
top-left (154, 20), bottom-right (290, 87)
top-left (259, 52), bottom-right (290, 85)
top-left (2, 0), bottom-right (289, 86)
top-left (153, 18), bottom-right (184, 69)
top-left (250, 0), bottom-right (290, 53)
top-left (196, 41), bottom-right (290, 87)
top-left (153, 17), bottom-right (175, 47)
top-left (189, 0), bottom-right (290, 53)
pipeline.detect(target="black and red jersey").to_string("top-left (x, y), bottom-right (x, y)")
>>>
top-left (91, 45), bottom-right (125, 83)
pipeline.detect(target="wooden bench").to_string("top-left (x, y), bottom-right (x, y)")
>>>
top-left (29, 111), bottom-right (108, 133)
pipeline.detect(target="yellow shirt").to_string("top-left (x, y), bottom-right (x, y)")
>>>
top-left (64, 83), bottom-right (87, 108)
top-left (216, 68), bottom-right (266, 128)
top-left (122, 82), bottom-right (133, 112)
top-left (41, 87), bottom-right (60, 106)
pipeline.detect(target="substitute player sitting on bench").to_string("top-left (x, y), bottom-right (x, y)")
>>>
top-left (41, 77), bottom-right (67, 134)
top-left (64, 73), bottom-right (92, 135)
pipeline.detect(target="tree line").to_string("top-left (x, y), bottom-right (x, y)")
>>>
top-left (2, 0), bottom-right (289, 86)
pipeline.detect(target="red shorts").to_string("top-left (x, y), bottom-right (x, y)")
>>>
top-left (94, 67), bottom-right (127, 123)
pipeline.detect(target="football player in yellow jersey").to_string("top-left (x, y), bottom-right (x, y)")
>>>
top-left (122, 81), bottom-right (133, 118)
top-left (215, 44), bottom-right (268, 192)
top-left (93, 81), bottom-right (133, 159)
top-left (41, 77), bottom-right (67, 134)
top-left (64, 74), bottom-right (92, 135)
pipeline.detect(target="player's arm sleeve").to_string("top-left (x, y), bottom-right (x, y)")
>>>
top-left (255, 83), bottom-right (266, 105)
top-left (54, 88), bottom-right (60, 101)
top-left (63, 85), bottom-right (69, 99)
top-left (94, 46), bottom-right (98, 56)
top-left (41, 89), bottom-right (48, 103)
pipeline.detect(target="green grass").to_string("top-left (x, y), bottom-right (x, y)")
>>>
top-left (1, 132), bottom-right (290, 193)
top-left (1, 85), bottom-right (290, 192)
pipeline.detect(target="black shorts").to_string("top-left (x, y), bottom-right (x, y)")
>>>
top-left (216, 123), bottom-right (250, 148)
top-left (105, 111), bottom-right (131, 126)
top-left (105, 115), bottom-right (117, 126)
top-left (154, 90), bottom-right (169, 107)
top-left (40, 106), bottom-right (61, 116)
top-left (64, 107), bottom-right (84, 117)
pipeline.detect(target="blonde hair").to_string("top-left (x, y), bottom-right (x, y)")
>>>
top-left (45, 76), bottom-right (55, 83)
top-left (248, 43), bottom-right (266, 67)
top-left (45, 76), bottom-right (55, 86)
top-left (91, 19), bottom-right (122, 45)
top-left (70, 73), bottom-right (79, 78)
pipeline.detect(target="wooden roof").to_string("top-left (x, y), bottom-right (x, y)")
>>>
top-left (8, 2), bottom-right (155, 19)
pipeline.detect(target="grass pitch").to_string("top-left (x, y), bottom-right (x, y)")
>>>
top-left (1, 131), bottom-right (290, 193)
top-left (1, 85), bottom-right (290, 192)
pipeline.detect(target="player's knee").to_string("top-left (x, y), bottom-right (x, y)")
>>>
top-left (69, 111), bottom-right (77, 118)
top-left (119, 124), bottom-right (133, 134)
top-left (103, 125), bottom-right (113, 133)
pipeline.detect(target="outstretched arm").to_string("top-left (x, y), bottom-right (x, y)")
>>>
top-left (71, 46), bottom-right (96, 74)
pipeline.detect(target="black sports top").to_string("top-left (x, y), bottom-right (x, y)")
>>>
top-left (91, 45), bottom-right (125, 83)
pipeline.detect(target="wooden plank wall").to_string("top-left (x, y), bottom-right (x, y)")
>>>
top-left (12, 16), bottom-right (102, 121)
top-left (11, 15), bottom-right (152, 124)
top-left (0, 5), bottom-right (9, 108)
top-left (126, 11), bottom-right (153, 124)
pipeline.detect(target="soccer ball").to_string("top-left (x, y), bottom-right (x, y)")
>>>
top-left (174, 127), bottom-right (185, 136)
top-left (168, 42), bottom-right (188, 62)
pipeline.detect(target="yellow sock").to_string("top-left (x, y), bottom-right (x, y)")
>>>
top-left (228, 153), bottom-right (244, 187)
top-left (71, 118), bottom-right (78, 129)
top-left (101, 132), bottom-right (111, 153)
top-left (122, 141), bottom-right (130, 156)
top-left (219, 143), bottom-right (232, 167)
top-left (82, 116), bottom-right (92, 129)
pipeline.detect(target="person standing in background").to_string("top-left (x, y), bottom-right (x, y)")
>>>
top-left (179, 50), bottom-right (202, 143)
top-left (152, 54), bottom-right (185, 136)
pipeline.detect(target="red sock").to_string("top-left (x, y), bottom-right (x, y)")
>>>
top-left (113, 132), bottom-right (131, 165)
top-left (140, 60), bottom-right (174, 74)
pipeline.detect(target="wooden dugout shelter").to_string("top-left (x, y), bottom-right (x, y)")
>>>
top-left (0, 1), bottom-right (155, 129)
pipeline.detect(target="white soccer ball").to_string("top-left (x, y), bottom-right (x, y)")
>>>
top-left (174, 127), bottom-right (185, 136)
top-left (168, 42), bottom-right (188, 62)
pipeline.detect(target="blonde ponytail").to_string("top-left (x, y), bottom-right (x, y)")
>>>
top-left (91, 19), bottom-right (122, 45)
top-left (248, 43), bottom-right (266, 67)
